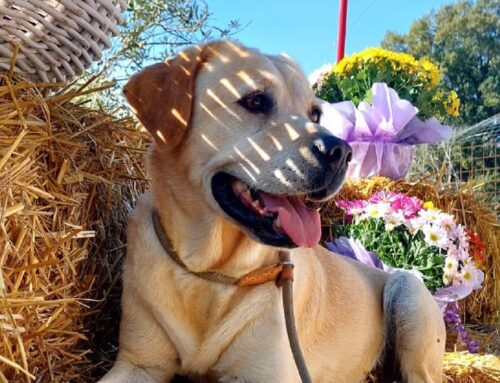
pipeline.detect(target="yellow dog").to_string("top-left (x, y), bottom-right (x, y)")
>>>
top-left (98, 41), bottom-right (445, 383)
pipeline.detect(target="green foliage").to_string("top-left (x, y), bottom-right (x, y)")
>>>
top-left (381, 0), bottom-right (499, 125)
top-left (85, 0), bottom-right (240, 110)
top-left (335, 218), bottom-right (445, 291)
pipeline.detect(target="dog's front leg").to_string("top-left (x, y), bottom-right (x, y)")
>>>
top-left (97, 287), bottom-right (181, 383)
top-left (212, 318), bottom-right (302, 383)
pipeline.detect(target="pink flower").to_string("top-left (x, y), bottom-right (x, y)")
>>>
top-left (336, 199), bottom-right (366, 222)
top-left (390, 194), bottom-right (423, 219)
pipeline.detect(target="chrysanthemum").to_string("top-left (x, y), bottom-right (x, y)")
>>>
top-left (460, 263), bottom-right (484, 289)
top-left (364, 202), bottom-right (391, 219)
top-left (436, 213), bottom-right (457, 234)
top-left (423, 224), bottom-right (449, 248)
top-left (444, 256), bottom-right (459, 273)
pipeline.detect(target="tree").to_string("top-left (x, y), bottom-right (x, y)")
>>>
top-left (381, 0), bottom-right (499, 125)
top-left (87, 0), bottom-right (240, 109)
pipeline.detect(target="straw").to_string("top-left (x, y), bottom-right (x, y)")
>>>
top-left (0, 72), bottom-right (149, 382)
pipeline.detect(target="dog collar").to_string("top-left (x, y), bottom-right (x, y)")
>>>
top-left (151, 209), bottom-right (293, 287)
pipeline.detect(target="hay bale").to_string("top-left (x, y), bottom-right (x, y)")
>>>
top-left (0, 72), bottom-right (149, 382)
top-left (319, 177), bottom-right (500, 324)
top-left (443, 352), bottom-right (500, 382)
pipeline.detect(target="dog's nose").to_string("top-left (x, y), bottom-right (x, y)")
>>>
top-left (312, 135), bottom-right (352, 168)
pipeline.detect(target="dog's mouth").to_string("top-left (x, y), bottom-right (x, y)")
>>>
top-left (211, 172), bottom-right (323, 248)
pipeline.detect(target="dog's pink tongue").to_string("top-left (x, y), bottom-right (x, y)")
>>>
top-left (259, 193), bottom-right (321, 247)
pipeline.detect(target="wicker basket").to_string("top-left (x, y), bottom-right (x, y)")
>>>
top-left (0, 0), bottom-right (127, 82)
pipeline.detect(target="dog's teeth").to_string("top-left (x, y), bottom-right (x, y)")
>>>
top-left (274, 216), bottom-right (281, 228)
top-left (241, 189), bottom-right (252, 200)
top-left (234, 180), bottom-right (248, 193)
top-left (262, 207), bottom-right (270, 216)
top-left (252, 200), bottom-right (260, 208)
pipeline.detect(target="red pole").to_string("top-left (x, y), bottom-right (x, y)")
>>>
top-left (337, 0), bottom-right (348, 63)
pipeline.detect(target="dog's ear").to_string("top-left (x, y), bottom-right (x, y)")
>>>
top-left (123, 44), bottom-right (207, 148)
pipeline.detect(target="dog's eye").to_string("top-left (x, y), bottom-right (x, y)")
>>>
top-left (238, 92), bottom-right (273, 114)
top-left (310, 107), bottom-right (321, 123)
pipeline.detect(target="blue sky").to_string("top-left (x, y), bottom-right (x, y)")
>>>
top-left (206, 0), bottom-right (457, 76)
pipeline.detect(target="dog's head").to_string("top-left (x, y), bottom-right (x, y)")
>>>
top-left (124, 41), bottom-right (351, 249)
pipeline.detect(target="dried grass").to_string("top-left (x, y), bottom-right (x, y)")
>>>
top-left (0, 72), bottom-right (149, 382)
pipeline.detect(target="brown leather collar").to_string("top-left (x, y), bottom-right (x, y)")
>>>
top-left (152, 209), bottom-right (293, 287)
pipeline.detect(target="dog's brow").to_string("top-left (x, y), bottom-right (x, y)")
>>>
top-left (237, 71), bottom-right (257, 89)
top-left (220, 78), bottom-right (241, 98)
top-left (226, 41), bottom-right (251, 57)
top-left (206, 89), bottom-right (242, 121)
top-left (199, 102), bottom-right (228, 128)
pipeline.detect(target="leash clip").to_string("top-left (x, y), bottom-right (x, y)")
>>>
top-left (276, 261), bottom-right (294, 287)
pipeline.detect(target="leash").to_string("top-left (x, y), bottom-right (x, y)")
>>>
top-left (152, 209), bottom-right (312, 383)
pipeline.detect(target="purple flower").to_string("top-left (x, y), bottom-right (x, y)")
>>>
top-left (319, 83), bottom-right (452, 180)
top-left (442, 302), bottom-right (479, 353)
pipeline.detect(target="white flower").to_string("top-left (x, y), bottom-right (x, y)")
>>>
top-left (363, 202), bottom-right (391, 219)
top-left (457, 245), bottom-right (470, 261)
top-left (384, 211), bottom-right (404, 232)
top-left (446, 244), bottom-right (461, 260)
top-left (405, 217), bottom-right (426, 234)
top-left (444, 256), bottom-right (459, 273)
top-left (443, 272), bottom-right (454, 286)
top-left (423, 224), bottom-right (449, 249)
top-left (436, 213), bottom-right (457, 234)
top-left (460, 262), bottom-right (484, 289)
top-left (455, 225), bottom-right (470, 246)
top-left (419, 208), bottom-right (440, 223)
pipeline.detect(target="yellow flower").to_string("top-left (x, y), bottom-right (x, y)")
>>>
top-left (423, 201), bottom-right (436, 210)
top-left (420, 59), bottom-right (441, 88)
top-left (446, 90), bottom-right (460, 117)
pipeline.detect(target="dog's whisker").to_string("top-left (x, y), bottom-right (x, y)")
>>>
top-left (237, 163), bottom-right (257, 182)
top-left (247, 138), bottom-right (270, 161)
top-left (283, 122), bottom-right (300, 141)
top-left (299, 146), bottom-right (320, 167)
top-left (266, 133), bottom-right (283, 151)
top-left (285, 159), bottom-right (306, 180)
top-left (273, 169), bottom-right (292, 187)
top-left (233, 147), bottom-right (260, 174)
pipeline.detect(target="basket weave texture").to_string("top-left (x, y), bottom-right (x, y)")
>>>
top-left (0, 0), bottom-right (127, 82)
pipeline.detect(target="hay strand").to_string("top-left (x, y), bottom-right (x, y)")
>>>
top-left (0, 73), bottom-right (149, 382)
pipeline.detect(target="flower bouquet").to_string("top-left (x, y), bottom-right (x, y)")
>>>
top-left (326, 191), bottom-right (485, 352)
top-left (314, 47), bottom-right (458, 180)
